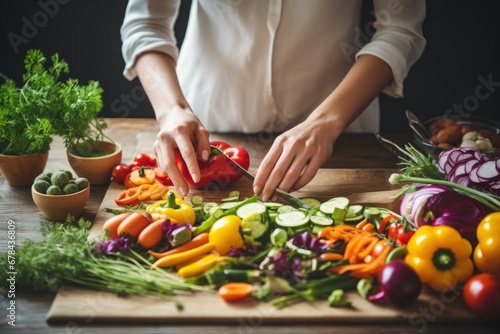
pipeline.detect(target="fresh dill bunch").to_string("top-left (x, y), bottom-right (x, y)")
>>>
top-left (0, 216), bottom-right (207, 299)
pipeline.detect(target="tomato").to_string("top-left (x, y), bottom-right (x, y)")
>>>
top-left (112, 164), bottom-right (131, 183)
top-left (388, 223), bottom-right (415, 246)
top-left (463, 273), bottom-right (500, 321)
top-left (133, 153), bottom-right (157, 167)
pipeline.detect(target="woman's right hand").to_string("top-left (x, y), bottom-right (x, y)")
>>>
top-left (153, 105), bottom-right (211, 197)
top-left (135, 51), bottom-right (211, 197)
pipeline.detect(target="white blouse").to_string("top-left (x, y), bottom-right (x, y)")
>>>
top-left (121, 0), bottom-right (426, 133)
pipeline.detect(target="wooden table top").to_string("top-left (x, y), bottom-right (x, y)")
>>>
top-left (0, 118), bottom-right (496, 334)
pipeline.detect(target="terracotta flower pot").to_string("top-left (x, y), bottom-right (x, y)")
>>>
top-left (67, 141), bottom-right (122, 185)
top-left (32, 184), bottom-right (90, 221)
top-left (0, 151), bottom-right (49, 187)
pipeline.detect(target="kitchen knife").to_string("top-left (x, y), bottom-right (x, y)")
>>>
top-left (210, 145), bottom-right (311, 209)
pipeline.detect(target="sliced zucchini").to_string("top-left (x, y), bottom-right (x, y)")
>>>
top-left (310, 215), bottom-right (334, 226)
top-left (299, 197), bottom-right (321, 208)
top-left (264, 202), bottom-right (284, 210)
top-left (221, 195), bottom-right (240, 203)
top-left (275, 210), bottom-right (309, 228)
top-left (227, 190), bottom-right (241, 200)
top-left (343, 213), bottom-right (365, 225)
top-left (202, 202), bottom-right (219, 215)
top-left (236, 202), bottom-right (268, 219)
top-left (277, 205), bottom-right (295, 213)
top-left (190, 195), bottom-right (204, 206)
top-left (219, 201), bottom-right (241, 210)
top-left (346, 205), bottom-right (364, 218)
top-left (241, 212), bottom-right (270, 241)
top-left (270, 228), bottom-right (288, 247)
top-left (319, 197), bottom-right (349, 215)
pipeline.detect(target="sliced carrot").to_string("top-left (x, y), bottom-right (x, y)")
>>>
top-left (362, 223), bottom-right (375, 233)
top-left (218, 282), bottom-right (253, 303)
top-left (355, 218), bottom-right (369, 229)
top-left (344, 232), bottom-right (372, 263)
top-left (319, 252), bottom-right (344, 261)
top-left (357, 236), bottom-right (379, 259)
top-left (358, 244), bottom-right (393, 275)
top-left (148, 232), bottom-right (210, 259)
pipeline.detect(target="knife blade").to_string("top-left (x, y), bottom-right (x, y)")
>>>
top-left (210, 145), bottom-right (311, 209)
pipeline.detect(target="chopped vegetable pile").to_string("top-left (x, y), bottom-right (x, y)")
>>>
top-left (2, 137), bottom-right (500, 321)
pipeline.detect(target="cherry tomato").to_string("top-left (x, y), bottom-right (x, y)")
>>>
top-left (463, 273), bottom-right (500, 321)
top-left (112, 164), bottom-right (132, 183)
top-left (388, 223), bottom-right (415, 246)
top-left (133, 153), bottom-right (157, 167)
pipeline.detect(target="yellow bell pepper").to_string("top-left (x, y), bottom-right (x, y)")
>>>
top-left (208, 215), bottom-right (244, 256)
top-left (405, 225), bottom-right (474, 292)
top-left (146, 190), bottom-right (195, 225)
top-left (473, 212), bottom-right (500, 276)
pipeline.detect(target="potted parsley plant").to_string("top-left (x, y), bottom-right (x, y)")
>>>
top-left (53, 73), bottom-right (122, 186)
top-left (0, 50), bottom-right (62, 186)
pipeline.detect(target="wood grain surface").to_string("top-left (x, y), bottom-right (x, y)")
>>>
top-left (47, 182), bottom-right (474, 325)
top-left (1, 119), bottom-right (497, 334)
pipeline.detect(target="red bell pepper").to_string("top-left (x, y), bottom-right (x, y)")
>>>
top-left (176, 140), bottom-right (250, 189)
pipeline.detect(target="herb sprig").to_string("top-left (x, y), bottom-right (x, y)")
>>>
top-left (0, 217), bottom-right (209, 302)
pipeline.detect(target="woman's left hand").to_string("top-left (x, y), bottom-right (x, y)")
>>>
top-left (253, 115), bottom-right (340, 202)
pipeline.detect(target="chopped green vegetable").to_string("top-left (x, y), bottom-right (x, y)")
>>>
top-left (327, 289), bottom-right (352, 308)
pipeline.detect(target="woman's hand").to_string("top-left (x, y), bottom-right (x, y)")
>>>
top-left (253, 115), bottom-right (339, 202)
top-left (153, 106), bottom-right (210, 197)
top-left (135, 51), bottom-right (211, 197)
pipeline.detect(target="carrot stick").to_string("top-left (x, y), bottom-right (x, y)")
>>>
top-left (357, 237), bottom-right (379, 259)
top-left (319, 252), bottom-right (344, 261)
top-left (355, 218), bottom-right (369, 229)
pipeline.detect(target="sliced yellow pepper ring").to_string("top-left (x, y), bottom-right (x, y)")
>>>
top-left (148, 182), bottom-right (169, 200)
top-left (137, 184), bottom-right (153, 201)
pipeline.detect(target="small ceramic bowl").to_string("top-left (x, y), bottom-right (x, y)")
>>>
top-left (413, 115), bottom-right (500, 159)
top-left (31, 185), bottom-right (90, 221)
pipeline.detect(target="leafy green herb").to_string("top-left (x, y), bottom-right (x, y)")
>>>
top-left (0, 50), bottom-right (63, 155)
top-left (0, 49), bottom-right (108, 157)
top-left (0, 216), bottom-right (209, 300)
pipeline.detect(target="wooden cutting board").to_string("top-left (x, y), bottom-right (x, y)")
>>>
top-left (46, 169), bottom-right (477, 324)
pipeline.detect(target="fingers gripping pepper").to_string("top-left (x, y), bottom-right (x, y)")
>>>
top-left (404, 225), bottom-right (474, 292)
top-left (146, 190), bottom-right (196, 225)
top-left (176, 141), bottom-right (250, 189)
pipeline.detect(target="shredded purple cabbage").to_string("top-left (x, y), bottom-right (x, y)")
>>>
top-left (291, 231), bottom-right (329, 254)
top-left (95, 235), bottom-right (134, 254)
top-left (155, 219), bottom-right (193, 253)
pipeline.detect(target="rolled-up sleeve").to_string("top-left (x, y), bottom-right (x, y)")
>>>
top-left (121, 0), bottom-right (181, 80)
top-left (356, 0), bottom-right (426, 98)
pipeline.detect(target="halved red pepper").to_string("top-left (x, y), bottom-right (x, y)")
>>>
top-left (176, 141), bottom-right (250, 189)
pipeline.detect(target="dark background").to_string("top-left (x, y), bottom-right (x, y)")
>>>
top-left (1, 0), bottom-right (499, 133)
